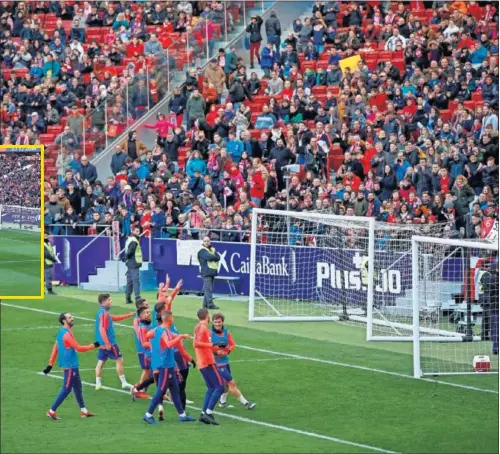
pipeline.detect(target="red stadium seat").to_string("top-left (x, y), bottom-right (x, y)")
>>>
top-left (464, 100), bottom-right (476, 111)
top-left (440, 109), bottom-right (451, 122)
top-left (39, 134), bottom-right (57, 144)
top-left (471, 91), bottom-right (483, 102)
top-left (448, 100), bottom-right (459, 112)
top-left (301, 61), bottom-right (316, 72)
top-left (311, 86), bottom-right (327, 96)
top-left (47, 125), bottom-right (63, 135)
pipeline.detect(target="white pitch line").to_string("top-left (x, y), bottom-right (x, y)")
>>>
top-left (2, 303), bottom-right (497, 395)
top-left (36, 372), bottom-right (398, 454)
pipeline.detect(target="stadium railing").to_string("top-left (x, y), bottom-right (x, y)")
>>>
top-left (89, 1), bottom-right (277, 179)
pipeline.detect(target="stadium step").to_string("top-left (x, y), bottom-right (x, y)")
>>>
top-left (80, 261), bottom-right (157, 292)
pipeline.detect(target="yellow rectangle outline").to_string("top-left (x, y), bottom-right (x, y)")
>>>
top-left (0, 144), bottom-right (44, 299)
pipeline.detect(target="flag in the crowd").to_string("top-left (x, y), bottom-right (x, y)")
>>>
top-left (339, 55), bottom-right (361, 74)
top-left (481, 218), bottom-right (498, 240)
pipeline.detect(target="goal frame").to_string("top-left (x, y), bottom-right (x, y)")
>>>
top-left (249, 208), bottom-right (378, 336)
top-left (412, 235), bottom-right (499, 378)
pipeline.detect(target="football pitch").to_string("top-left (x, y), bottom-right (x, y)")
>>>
top-left (0, 229), bottom-right (41, 297)
top-left (1, 288), bottom-right (498, 454)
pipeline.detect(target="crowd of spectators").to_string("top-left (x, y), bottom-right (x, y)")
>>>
top-left (0, 0), bottom-right (240, 157)
top-left (0, 152), bottom-right (41, 208)
top-left (38, 1), bottom-right (500, 242)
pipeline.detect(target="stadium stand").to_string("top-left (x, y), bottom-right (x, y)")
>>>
top-left (0, 152), bottom-right (41, 208)
top-left (1, 1), bottom-right (498, 241)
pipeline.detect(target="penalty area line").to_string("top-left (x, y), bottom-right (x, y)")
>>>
top-left (2, 302), bottom-right (497, 395)
top-left (36, 372), bottom-right (399, 454)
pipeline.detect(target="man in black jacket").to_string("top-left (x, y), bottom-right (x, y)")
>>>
top-left (269, 139), bottom-right (296, 191)
top-left (265, 11), bottom-right (281, 51)
top-left (44, 231), bottom-right (58, 295)
top-left (197, 236), bottom-right (220, 310)
top-left (246, 15), bottom-right (263, 69)
top-left (123, 226), bottom-right (143, 305)
top-left (158, 132), bottom-right (180, 164)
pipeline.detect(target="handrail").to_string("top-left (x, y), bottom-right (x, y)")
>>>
top-left (91, 1), bottom-right (278, 170)
top-left (76, 227), bottom-right (111, 288)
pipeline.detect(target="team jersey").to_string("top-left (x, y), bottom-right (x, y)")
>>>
top-left (193, 321), bottom-right (215, 369)
top-left (95, 308), bottom-right (117, 346)
top-left (95, 307), bottom-right (134, 347)
top-left (171, 323), bottom-right (193, 369)
top-left (148, 324), bottom-right (183, 370)
top-left (48, 326), bottom-right (94, 369)
top-left (211, 327), bottom-right (236, 365)
top-left (133, 316), bottom-right (152, 357)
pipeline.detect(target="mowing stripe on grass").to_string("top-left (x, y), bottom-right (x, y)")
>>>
top-left (36, 372), bottom-right (399, 454)
top-left (3, 302), bottom-right (497, 395)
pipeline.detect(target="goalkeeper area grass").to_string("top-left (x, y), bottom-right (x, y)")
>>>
top-left (0, 230), bottom-right (41, 297)
top-left (1, 288), bottom-right (498, 454)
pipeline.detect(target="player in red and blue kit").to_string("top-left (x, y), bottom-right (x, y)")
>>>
top-left (154, 276), bottom-right (196, 409)
top-left (212, 312), bottom-right (256, 410)
top-left (170, 318), bottom-right (196, 410)
top-left (194, 308), bottom-right (226, 425)
top-left (142, 310), bottom-right (196, 424)
top-left (94, 293), bottom-right (135, 390)
top-left (131, 301), bottom-right (153, 400)
top-left (43, 312), bottom-right (99, 420)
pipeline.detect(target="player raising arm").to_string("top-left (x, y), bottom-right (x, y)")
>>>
top-left (212, 313), bottom-right (256, 410)
top-left (43, 312), bottom-right (99, 420)
top-left (151, 275), bottom-right (182, 327)
top-left (94, 294), bottom-right (135, 390)
top-left (194, 308), bottom-right (225, 425)
top-left (142, 310), bottom-right (196, 424)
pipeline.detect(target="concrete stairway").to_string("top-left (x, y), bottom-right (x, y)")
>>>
top-left (80, 261), bottom-right (157, 292)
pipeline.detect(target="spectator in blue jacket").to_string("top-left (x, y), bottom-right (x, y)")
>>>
top-left (260, 42), bottom-right (275, 78)
top-left (151, 206), bottom-right (165, 238)
top-left (226, 132), bottom-right (244, 163)
top-left (186, 151), bottom-right (207, 177)
top-left (468, 42), bottom-right (488, 66)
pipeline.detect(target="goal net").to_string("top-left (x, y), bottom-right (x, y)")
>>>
top-left (248, 209), bottom-right (477, 344)
top-left (249, 209), bottom-right (375, 324)
top-left (0, 205), bottom-right (41, 232)
top-left (412, 236), bottom-right (499, 377)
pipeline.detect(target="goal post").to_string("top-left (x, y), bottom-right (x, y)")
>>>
top-left (412, 236), bottom-right (499, 378)
top-left (249, 208), bottom-right (375, 328)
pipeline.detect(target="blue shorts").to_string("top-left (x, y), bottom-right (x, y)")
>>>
top-left (97, 344), bottom-right (122, 361)
top-left (200, 364), bottom-right (224, 389)
top-left (137, 352), bottom-right (151, 370)
top-left (217, 363), bottom-right (233, 383)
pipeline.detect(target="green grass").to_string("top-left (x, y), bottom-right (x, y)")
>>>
top-left (1, 288), bottom-right (498, 454)
top-left (0, 229), bottom-right (41, 297)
